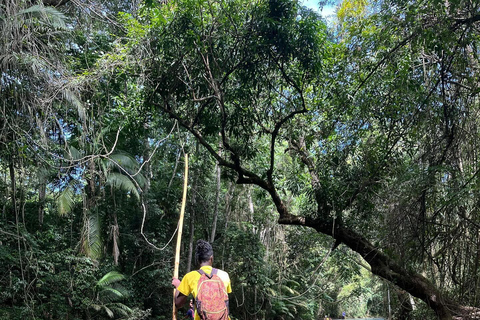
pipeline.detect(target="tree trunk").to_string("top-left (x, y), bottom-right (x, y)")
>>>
top-left (111, 189), bottom-right (120, 266)
top-left (278, 208), bottom-right (466, 319)
top-left (9, 155), bottom-right (26, 299)
top-left (143, 131), bottom-right (151, 195)
top-left (210, 162), bottom-right (221, 243)
top-left (161, 94), bottom-right (480, 320)
top-left (187, 176), bottom-right (196, 272)
top-left (38, 174), bottom-right (46, 228)
top-left (396, 289), bottom-right (414, 320)
top-left (9, 157), bottom-right (18, 220)
top-left (187, 209), bottom-right (195, 272)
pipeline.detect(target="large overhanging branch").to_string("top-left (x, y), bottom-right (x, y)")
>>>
top-left (155, 96), bottom-right (480, 319)
top-left (279, 206), bottom-right (464, 319)
top-left (152, 100), bottom-right (273, 190)
top-left (267, 107), bottom-right (308, 185)
top-left (280, 138), bottom-right (471, 319)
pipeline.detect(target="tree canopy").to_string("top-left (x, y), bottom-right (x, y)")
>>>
top-left (1, 0), bottom-right (480, 319)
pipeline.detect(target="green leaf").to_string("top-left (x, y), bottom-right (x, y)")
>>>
top-left (57, 184), bottom-right (75, 215)
top-left (106, 172), bottom-right (140, 199)
top-left (97, 271), bottom-right (126, 287)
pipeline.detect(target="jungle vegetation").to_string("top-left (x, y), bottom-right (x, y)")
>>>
top-left (1, 0), bottom-right (480, 319)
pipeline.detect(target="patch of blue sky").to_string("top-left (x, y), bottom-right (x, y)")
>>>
top-left (300, 0), bottom-right (337, 20)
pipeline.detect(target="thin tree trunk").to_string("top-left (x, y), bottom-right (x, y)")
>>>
top-left (9, 156), bottom-right (26, 300)
top-left (89, 158), bottom-right (96, 198)
top-left (210, 162), bottom-right (221, 243)
top-left (187, 175), bottom-right (197, 272)
top-left (224, 182), bottom-right (235, 231)
top-left (9, 157), bottom-right (17, 220)
top-left (168, 150), bottom-right (181, 189)
top-left (221, 182), bottom-right (235, 269)
top-left (396, 289), bottom-right (413, 319)
top-left (18, 158), bottom-right (26, 227)
top-left (143, 131), bottom-right (152, 195)
top-left (38, 178), bottom-right (46, 228)
top-left (2, 166), bottom-right (6, 221)
top-left (187, 208), bottom-right (195, 272)
top-left (111, 188), bottom-right (120, 266)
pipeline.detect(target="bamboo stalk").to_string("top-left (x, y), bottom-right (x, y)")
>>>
top-left (173, 154), bottom-right (189, 320)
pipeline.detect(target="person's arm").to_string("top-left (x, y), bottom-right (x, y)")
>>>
top-left (172, 278), bottom-right (188, 308)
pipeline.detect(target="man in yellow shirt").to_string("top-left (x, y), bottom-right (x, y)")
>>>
top-left (172, 240), bottom-right (232, 320)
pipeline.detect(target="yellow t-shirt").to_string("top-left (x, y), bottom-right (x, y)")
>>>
top-left (177, 266), bottom-right (232, 320)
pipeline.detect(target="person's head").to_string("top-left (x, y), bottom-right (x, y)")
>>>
top-left (195, 239), bottom-right (213, 266)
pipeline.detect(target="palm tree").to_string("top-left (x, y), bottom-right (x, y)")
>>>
top-left (57, 149), bottom-right (146, 263)
top-left (0, 1), bottom-right (79, 227)
top-left (91, 271), bottom-right (133, 319)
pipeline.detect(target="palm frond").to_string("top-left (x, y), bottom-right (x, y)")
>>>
top-left (106, 172), bottom-right (140, 199)
top-left (62, 89), bottom-right (86, 121)
top-left (290, 299), bottom-right (309, 309)
top-left (103, 306), bottom-right (114, 318)
top-left (97, 271), bottom-right (125, 287)
top-left (87, 213), bottom-right (103, 260)
top-left (109, 303), bottom-right (132, 316)
top-left (0, 54), bottom-right (17, 70)
top-left (99, 287), bottom-right (127, 302)
top-left (18, 5), bottom-right (68, 30)
top-left (107, 153), bottom-right (139, 171)
top-left (91, 272), bottom-right (134, 318)
top-left (266, 287), bottom-right (278, 297)
top-left (280, 284), bottom-right (298, 295)
top-left (6, 52), bottom-right (50, 75)
top-left (57, 184), bottom-right (75, 215)
top-left (132, 171), bottom-right (146, 190)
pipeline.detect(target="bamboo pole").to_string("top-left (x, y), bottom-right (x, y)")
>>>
top-left (173, 154), bottom-right (189, 320)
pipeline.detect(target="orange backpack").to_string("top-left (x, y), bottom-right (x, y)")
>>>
top-left (195, 268), bottom-right (229, 320)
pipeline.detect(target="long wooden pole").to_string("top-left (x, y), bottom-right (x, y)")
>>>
top-left (173, 154), bottom-right (189, 320)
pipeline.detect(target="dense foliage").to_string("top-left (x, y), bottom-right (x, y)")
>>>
top-left (1, 0), bottom-right (480, 319)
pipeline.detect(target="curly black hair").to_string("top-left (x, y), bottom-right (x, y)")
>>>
top-left (195, 239), bottom-right (213, 265)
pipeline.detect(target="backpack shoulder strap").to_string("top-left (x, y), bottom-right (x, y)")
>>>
top-left (197, 268), bottom-right (215, 279)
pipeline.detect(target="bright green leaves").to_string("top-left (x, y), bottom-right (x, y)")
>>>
top-left (118, 12), bottom-right (149, 42)
top-left (102, 152), bottom-right (146, 200)
top-left (337, 0), bottom-right (368, 24)
top-left (117, 5), bottom-right (167, 43)
top-left (92, 271), bottom-right (134, 318)
top-left (133, 0), bottom-right (330, 185)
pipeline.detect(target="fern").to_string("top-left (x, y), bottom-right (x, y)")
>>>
top-left (111, 302), bottom-right (132, 314)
